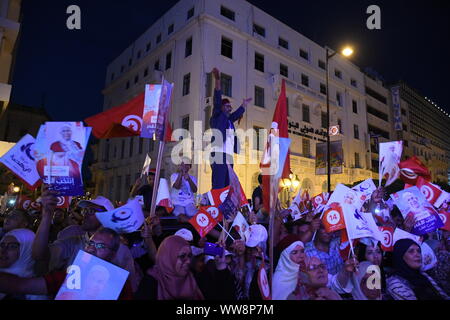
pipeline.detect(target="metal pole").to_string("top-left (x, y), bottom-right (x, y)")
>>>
top-left (326, 48), bottom-right (331, 193)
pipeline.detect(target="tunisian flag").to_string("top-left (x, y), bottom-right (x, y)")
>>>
top-left (260, 79), bottom-right (291, 212)
top-left (416, 176), bottom-right (447, 208)
top-left (85, 93), bottom-right (144, 139)
top-left (398, 156), bottom-right (431, 185)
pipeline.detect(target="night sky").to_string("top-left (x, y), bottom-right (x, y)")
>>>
top-left (11, 0), bottom-right (450, 121)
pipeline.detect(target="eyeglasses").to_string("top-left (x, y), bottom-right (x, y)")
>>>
top-left (0, 242), bottom-right (20, 250)
top-left (308, 264), bottom-right (327, 271)
top-left (86, 240), bottom-right (113, 251)
top-left (177, 253), bottom-right (193, 261)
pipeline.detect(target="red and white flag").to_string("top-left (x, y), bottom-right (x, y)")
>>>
top-left (56, 196), bottom-right (71, 209)
top-left (16, 196), bottom-right (32, 211)
top-left (379, 226), bottom-right (395, 252)
top-left (322, 202), bottom-right (346, 233)
top-left (438, 209), bottom-right (450, 231)
top-left (231, 212), bottom-right (251, 242)
top-left (85, 93), bottom-right (144, 139)
top-left (398, 156), bottom-right (431, 185)
top-left (155, 178), bottom-right (173, 213)
top-left (311, 192), bottom-right (329, 209)
top-left (189, 208), bottom-right (218, 238)
top-left (416, 177), bottom-right (448, 208)
top-left (260, 79), bottom-right (291, 212)
top-left (201, 206), bottom-right (223, 223)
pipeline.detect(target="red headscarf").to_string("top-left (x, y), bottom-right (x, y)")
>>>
top-left (149, 236), bottom-right (204, 300)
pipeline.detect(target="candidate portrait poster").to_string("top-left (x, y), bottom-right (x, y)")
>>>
top-left (55, 250), bottom-right (129, 300)
top-left (391, 186), bottom-right (443, 235)
top-left (34, 122), bottom-right (90, 196)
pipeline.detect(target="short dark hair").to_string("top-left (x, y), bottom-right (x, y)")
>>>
top-left (95, 227), bottom-right (121, 252)
top-left (6, 209), bottom-right (30, 227)
top-left (258, 174), bottom-right (262, 184)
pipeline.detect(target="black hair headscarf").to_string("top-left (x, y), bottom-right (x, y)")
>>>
top-left (356, 242), bottom-right (387, 291)
top-left (392, 239), bottom-right (443, 300)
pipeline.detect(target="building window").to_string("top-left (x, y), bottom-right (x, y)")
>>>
top-left (103, 140), bottom-right (110, 162)
top-left (368, 125), bottom-right (390, 140)
top-left (144, 67), bottom-right (149, 77)
top-left (355, 153), bottom-right (360, 168)
top-left (253, 24), bottom-right (265, 37)
top-left (253, 126), bottom-right (264, 151)
top-left (299, 49), bottom-right (309, 60)
top-left (139, 138), bottom-right (143, 154)
top-left (352, 100), bottom-right (358, 113)
top-left (134, 74), bottom-right (139, 84)
top-left (221, 73), bottom-right (232, 97)
top-left (367, 105), bottom-right (388, 121)
top-left (320, 83), bottom-right (327, 95)
top-left (125, 81), bottom-right (130, 90)
top-left (321, 112), bottom-right (327, 129)
top-left (335, 69), bottom-right (342, 79)
top-left (125, 175), bottom-right (131, 193)
top-left (120, 65), bottom-right (124, 73)
top-left (255, 86), bottom-right (265, 107)
top-left (185, 37), bottom-right (192, 57)
top-left (146, 42), bottom-right (151, 52)
top-left (286, 97), bottom-right (290, 116)
top-left (351, 78), bottom-right (357, 87)
top-left (165, 52), bottom-right (172, 70)
top-left (221, 37), bottom-right (233, 59)
top-left (187, 7), bottom-right (194, 20)
top-left (255, 52), bottom-right (264, 72)
top-left (403, 124), bottom-right (408, 132)
top-left (137, 50), bottom-right (142, 59)
top-left (111, 73), bottom-right (115, 81)
top-left (182, 115), bottom-right (190, 131)
top-left (354, 124), bottom-right (359, 139)
top-left (168, 24), bottom-right (174, 35)
top-left (280, 64), bottom-right (288, 77)
top-left (154, 59), bottom-right (160, 71)
top-left (121, 140), bottom-right (125, 159)
top-left (129, 137), bottom-right (134, 157)
top-left (318, 60), bottom-right (326, 70)
top-left (113, 145), bottom-right (117, 159)
top-left (128, 58), bottom-right (132, 66)
top-left (404, 140), bottom-right (409, 147)
top-left (278, 37), bottom-right (289, 49)
top-left (301, 74), bottom-right (309, 87)
top-left (220, 6), bottom-right (235, 21)
top-left (401, 108), bottom-right (407, 116)
top-left (302, 104), bottom-right (310, 123)
top-left (336, 92), bottom-right (342, 106)
top-left (365, 87), bottom-right (387, 104)
top-left (338, 118), bottom-right (343, 134)
top-left (156, 34), bottom-right (161, 44)
top-left (183, 73), bottom-right (191, 96)
top-left (204, 105), bottom-right (211, 131)
top-left (302, 139), bottom-right (311, 157)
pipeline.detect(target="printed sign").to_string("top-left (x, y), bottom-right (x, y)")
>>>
top-left (391, 186), bottom-right (444, 235)
top-left (189, 208), bottom-right (218, 238)
top-left (55, 250), bottom-right (129, 300)
top-left (315, 141), bottom-right (343, 175)
top-left (379, 141), bottom-right (403, 187)
top-left (0, 134), bottom-right (41, 189)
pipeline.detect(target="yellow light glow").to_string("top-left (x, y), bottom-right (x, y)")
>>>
top-left (292, 180), bottom-right (300, 189)
top-left (342, 47), bottom-right (354, 57)
top-left (289, 173), bottom-right (294, 180)
top-left (284, 179), bottom-right (292, 188)
top-left (13, 186), bottom-right (20, 193)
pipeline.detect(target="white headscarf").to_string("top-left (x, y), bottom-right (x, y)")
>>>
top-left (350, 261), bottom-right (382, 300)
top-left (0, 229), bottom-right (36, 278)
top-left (272, 241), bottom-right (304, 300)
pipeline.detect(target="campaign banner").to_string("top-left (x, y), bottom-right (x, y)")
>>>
top-left (189, 208), bottom-right (218, 238)
top-left (55, 250), bottom-right (129, 300)
top-left (201, 206), bottom-right (223, 223)
top-left (0, 134), bottom-right (41, 189)
top-left (391, 86), bottom-right (402, 131)
top-left (141, 80), bottom-right (174, 140)
top-left (379, 141), bottom-right (403, 187)
top-left (343, 208), bottom-right (384, 243)
top-left (96, 198), bottom-right (144, 234)
top-left (311, 192), bottom-right (329, 210)
top-left (391, 186), bottom-right (444, 235)
top-left (207, 185), bottom-right (247, 208)
top-left (315, 141), bottom-right (343, 175)
top-left (438, 209), bottom-right (450, 231)
top-left (34, 122), bottom-right (91, 196)
top-left (321, 184), bottom-right (359, 233)
top-left (352, 179), bottom-right (377, 207)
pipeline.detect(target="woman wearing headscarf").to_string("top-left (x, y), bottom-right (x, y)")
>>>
top-left (272, 240), bottom-right (305, 300)
top-left (288, 256), bottom-right (342, 300)
top-left (135, 235), bottom-right (236, 300)
top-left (387, 239), bottom-right (449, 300)
top-left (349, 261), bottom-right (382, 300)
top-left (0, 229), bottom-right (46, 300)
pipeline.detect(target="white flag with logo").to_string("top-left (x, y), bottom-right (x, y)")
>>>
top-left (342, 204), bottom-right (384, 242)
top-left (379, 141), bottom-right (403, 187)
top-left (96, 198), bottom-right (144, 233)
top-left (231, 212), bottom-right (251, 242)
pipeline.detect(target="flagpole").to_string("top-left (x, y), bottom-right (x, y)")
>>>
top-left (149, 140), bottom-right (165, 218)
top-left (218, 221), bottom-right (235, 242)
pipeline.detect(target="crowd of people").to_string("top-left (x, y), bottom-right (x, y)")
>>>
top-left (0, 163), bottom-right (448, 300)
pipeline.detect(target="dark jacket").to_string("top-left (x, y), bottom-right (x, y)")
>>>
top-left (210, 89), bottom-right (245, 154)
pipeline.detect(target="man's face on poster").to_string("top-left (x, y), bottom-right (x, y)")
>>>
top-left (405, 194), bottom-right (420, 209)
top-left (344, 192), bottom-right (355, 205)
top-left (84, 266), bottom-right (110, 299)
top-left (60, 126), bottom-right (72, 141)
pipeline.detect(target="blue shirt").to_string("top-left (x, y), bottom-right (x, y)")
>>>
top-left (305, 238), bottom-right (343, 275)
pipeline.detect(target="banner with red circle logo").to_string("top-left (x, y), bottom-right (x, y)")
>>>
top-left (189, 208), bottom-right (218, 238)
top-left (416, 177), bottom-right (448, 208)
top-left (17, 196), bottom-right (32, 211)
top-left (200, 206), bottom-right (223, 223)
top-left (379, 226), bottom-right (394, 252)
top-left (438, 210), bottom-right (450, 231)
top-left (321, 202), bottom-right (346, 233)
top-left (258, 264), bottom-right (271, 300)
top-left (56, 196), bottom-right (71, 209)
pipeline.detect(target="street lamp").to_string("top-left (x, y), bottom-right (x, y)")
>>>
top-left (326, 46), bottom-right (354, 193)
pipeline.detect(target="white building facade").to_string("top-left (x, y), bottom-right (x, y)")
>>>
top-left (93, 0), bottom-right (377, 202)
